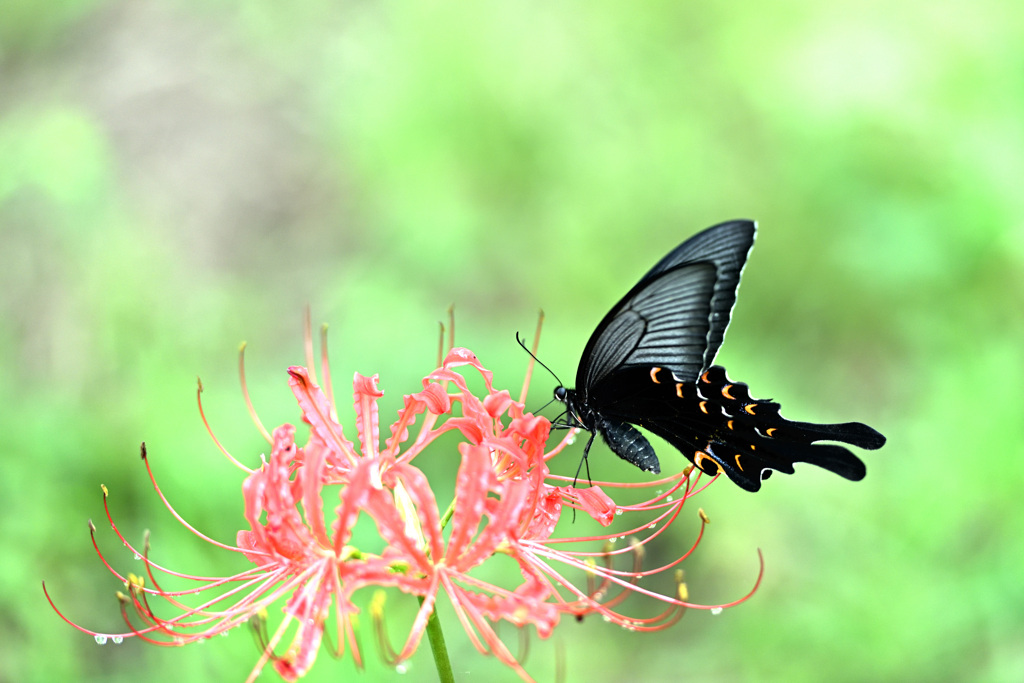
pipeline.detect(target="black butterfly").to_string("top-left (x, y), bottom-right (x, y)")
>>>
top-left (554, 220), bottom-right (885, 492)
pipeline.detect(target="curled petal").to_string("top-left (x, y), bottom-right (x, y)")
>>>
top-left (444, 444), bottom-right (498, 566)
top-left (443, 348), bottom-right (494, 390)
top-left (483, 390), bottom-right (514, 418)
top-left (289, 367), bottom-right (358, 467)
top-left (524, 488), bottom-right (562, 541)
top-left (572, 486), bottom-right (617, 526)
top-left (353, 373), bottom-right (382, 459)
top-left (418, 383), bottom-right (452, 414)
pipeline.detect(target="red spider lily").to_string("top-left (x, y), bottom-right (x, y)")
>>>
top-left (44, 316), bottom-right (761, 683)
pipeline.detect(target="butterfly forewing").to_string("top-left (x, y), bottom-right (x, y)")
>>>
top-left (579, 262), bottom-right (718, 391)
top-left (637, 219), bottom-right (756, 369)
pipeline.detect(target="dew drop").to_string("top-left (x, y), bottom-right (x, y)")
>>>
top-left (112, 636), bottom-right (124, 645)
top-left (396, 664), bottom-right (408, 675)
top-left (710, 607), bottom-right (723, 616)
top-left (133, 553), bottom-right (141, 561)
top-left (667, 496), bottom-right (674, 502)
top-left (615, 510), bottom-right (623, 516)
top-left (647, 523), bottom-right (656, 529)
top-left (94, 636), bottom-right (108, 645)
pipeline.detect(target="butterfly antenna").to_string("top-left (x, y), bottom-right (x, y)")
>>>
top-left (515, 331), bottom-right (564, 387)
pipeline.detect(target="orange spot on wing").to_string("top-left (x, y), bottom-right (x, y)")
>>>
top-left (650, 367), bottom-right (662, 384)
top-left (700, 371), bottom-right (711, 384)
top-left (675, 383), bottom-right (684, 398)
top-left (766, 427), bottom-right (777, 437)
top-left (695, 451), bottom-right (718, 474)
top-left (734, 454), bottom-right (744, 471)
top-left (744, 404), bottom-right (757, 415)
top-left (722, 384), bottom-right (735, 400)
top-left (727, 419), bottom-right (734, 430)
top-left (699, 400), bottom-right (709, 414)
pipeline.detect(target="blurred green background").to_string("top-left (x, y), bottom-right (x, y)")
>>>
top-left (3, 0), bottom-right (1022, 681)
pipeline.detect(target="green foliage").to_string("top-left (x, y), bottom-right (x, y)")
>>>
top-left (2, 0), bottom-right (1022, 681)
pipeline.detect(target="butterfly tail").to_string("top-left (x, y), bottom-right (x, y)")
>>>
top-left (781, 419), bottom-right (887, 450)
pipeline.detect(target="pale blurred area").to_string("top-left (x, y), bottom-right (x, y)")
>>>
top-left (2, 1), bottom-right (1023, 682)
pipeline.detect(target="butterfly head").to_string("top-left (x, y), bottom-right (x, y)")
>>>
top-left (553, 385), bottom-right (590, 430)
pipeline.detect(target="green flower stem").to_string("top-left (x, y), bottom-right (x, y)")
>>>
top-left (420, 595), bottom-right (454, 683)
top-left (439, 498), bottom-right (457, 531)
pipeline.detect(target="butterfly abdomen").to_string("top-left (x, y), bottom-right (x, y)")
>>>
top-left (596, 417), bottom-right (661, 474)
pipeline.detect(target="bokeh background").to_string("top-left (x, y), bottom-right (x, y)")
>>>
top-left (3, 1), bottom-right (1023, 681)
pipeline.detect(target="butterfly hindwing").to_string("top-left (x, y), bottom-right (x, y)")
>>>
top-left (590, 365), bottom-right (883, 491)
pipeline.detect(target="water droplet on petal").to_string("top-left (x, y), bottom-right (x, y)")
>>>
top-left (94, 636), bottom-right (108, 645)
top-left (112, 636), bottom-right (124, 645)
top-left (133, 553), bottom-right (141, 561)
top-left (667, 495), bottom-right (674, 502)
top-left (710, 607), bottom-right (723, 616)
top-left (396, 664), bottom-right (408, 675)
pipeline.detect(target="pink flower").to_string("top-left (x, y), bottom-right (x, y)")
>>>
top-left (45, 318), bottom-right (761, 682)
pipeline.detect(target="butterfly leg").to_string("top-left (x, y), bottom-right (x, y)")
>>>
top-left (572, 431), bottom-right (597, 487)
